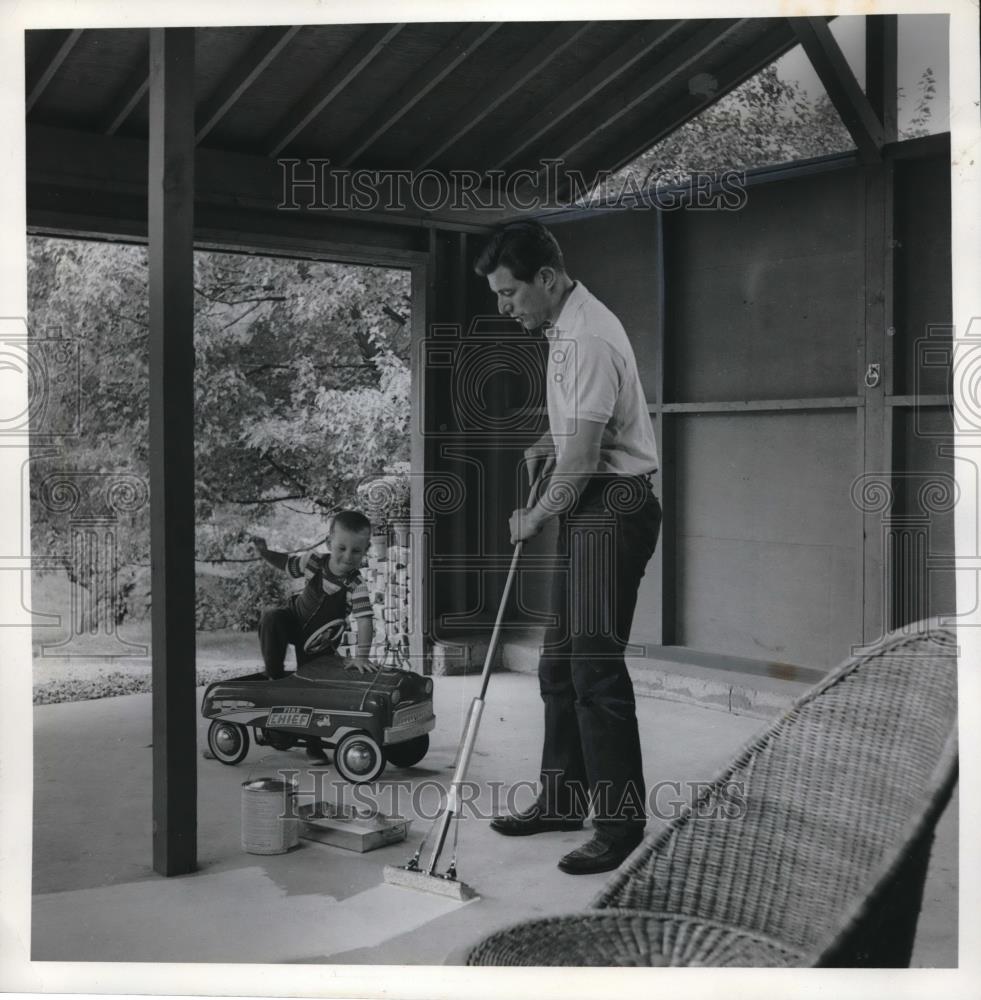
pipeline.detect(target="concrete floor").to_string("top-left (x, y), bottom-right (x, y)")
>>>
top-left (31, 672), bottom-right (957, 966)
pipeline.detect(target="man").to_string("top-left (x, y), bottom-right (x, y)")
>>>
top-left (474, 221), bottom-right (661, 875)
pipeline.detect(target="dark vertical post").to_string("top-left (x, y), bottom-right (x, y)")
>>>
top-left (866, 15), bottom-right (899, 145)
top-left (410, 260), bottom-right (428, 671)
top-left (654, 208), bottom-right (676, 646)
top-left (861, 160), bottom-right (895, 643)
top-left (863, 17), bottom-right (899, 636)
top-left (148, 27), bottom-right (197, 876)
top-left (453, 232), bottom-right (472, 621)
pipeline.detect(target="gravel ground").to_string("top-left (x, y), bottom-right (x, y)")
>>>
top-left (32, 628), bottom-right (270, 704)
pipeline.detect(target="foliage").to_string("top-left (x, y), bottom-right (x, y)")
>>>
top-left (28, 241), bottom-right (412, 628)
top-left (592, 65), bottom-right (938, 200)
top-left (195, 561), bottom-right (291, 632)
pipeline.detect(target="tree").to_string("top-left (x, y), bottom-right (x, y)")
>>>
top-left (591, 64), bottom-right (938, 201)
top-left (28, 239), bottom-right (412, 627)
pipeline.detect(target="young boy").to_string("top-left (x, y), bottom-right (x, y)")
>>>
top-left (252, 510), bottom-right (378, 761)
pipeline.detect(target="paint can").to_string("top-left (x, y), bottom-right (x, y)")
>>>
top-left (241, 777), bottom-right (300, 855)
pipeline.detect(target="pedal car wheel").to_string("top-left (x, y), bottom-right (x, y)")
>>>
top-left (261, 728), bottom-right (297, 752)
top-left (207, 720), bottom-right (250, 765)
top-left (383, 734), bottom-right (429, 768)
top-left (334, 731), bottom-right (385, 784)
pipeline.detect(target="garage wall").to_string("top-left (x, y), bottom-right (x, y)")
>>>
top-left (667, 410), bottom-right (861, 665)
top-left (450, 143), bottom-right (953, 671)
top-left (660, 168), bottom-right (866, 668)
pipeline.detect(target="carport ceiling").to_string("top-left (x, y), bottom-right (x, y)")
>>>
top-left (26, 18), bottom-right (805, 226)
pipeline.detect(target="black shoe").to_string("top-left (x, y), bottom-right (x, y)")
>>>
top-left (490, 803), bottom-right (584, 837)
top-left (557, 833), bottom-right (643, 875)
top-left (305, 743), bottom-right (328, 766)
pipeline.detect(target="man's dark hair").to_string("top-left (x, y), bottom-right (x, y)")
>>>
top-left (473, 220), bottom-right (565, 282)
top-left (330, 509), bottom-right (372, 536)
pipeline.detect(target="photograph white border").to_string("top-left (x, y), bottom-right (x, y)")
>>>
top-left (1, 1), bottom-right (978, 998)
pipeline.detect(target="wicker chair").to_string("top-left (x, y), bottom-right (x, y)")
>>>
top-left (467, 618), bottom-right (958, 967)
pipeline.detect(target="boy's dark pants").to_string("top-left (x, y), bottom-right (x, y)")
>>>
top-left (259, 606), bottom-right (308, 679)
top-left (537, 475), bottom-right (661, 845)
top-left (259, 605), bottom-right (324, 752)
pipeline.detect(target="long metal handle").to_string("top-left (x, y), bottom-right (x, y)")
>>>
top-left (476, 470), bottom-right (545, 700)
top-left (422, 469), bottom-right (547, 876)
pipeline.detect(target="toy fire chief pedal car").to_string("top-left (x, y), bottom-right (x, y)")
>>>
top-left (200, 653), bottom-right (434, 783)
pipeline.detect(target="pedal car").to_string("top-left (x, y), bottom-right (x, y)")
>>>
top-left (201, 653), bottom-right (434, 783)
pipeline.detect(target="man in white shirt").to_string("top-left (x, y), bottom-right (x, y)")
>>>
top-left (475, 221), bottom-right (661, 874)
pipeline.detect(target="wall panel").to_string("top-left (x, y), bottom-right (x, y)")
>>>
top-left (658, 411), bottom-right (861, 668)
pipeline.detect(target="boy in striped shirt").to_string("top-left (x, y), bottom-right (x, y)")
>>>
top-left (252, 509), bottom-right (376, 679)
top-left (252, 511), bottom-right (377, 763)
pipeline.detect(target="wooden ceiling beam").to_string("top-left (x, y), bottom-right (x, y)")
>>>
top-left (101, 43), bottom-right (150, 135)
top-left (482, 20), bottom-right (690, 172)
top-left (26, 29), bottom-right (84, 113)
top-left (196, 26), bottom-right (302, 144)
top-left (27, 124), bottom-right (510, 238)
top-left (409, 21), bottom-right (594, 171)
top-left (790, 16), bottom-right (884, 163)
top-left (539, 19), bottom-right (750, 172)
top-left (570, 21), bottom-right (802, 194)
top-left (265, 23), bottom-right (405, 158)
top-left (338, 22), bottom-right (502, 167)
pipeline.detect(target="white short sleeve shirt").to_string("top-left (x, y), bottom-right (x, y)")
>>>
top-left (546, 282), bottom-right (659, 476)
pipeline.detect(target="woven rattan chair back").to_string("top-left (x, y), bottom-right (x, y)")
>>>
top-left (588, 619), bottom-right (958, 963)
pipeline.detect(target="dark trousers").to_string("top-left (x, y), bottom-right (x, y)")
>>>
top-left (258, 606), bottom-right (308, 679)
top-left (537, 475), bottom-right (661, 843)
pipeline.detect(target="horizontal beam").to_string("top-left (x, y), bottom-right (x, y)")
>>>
top-left (790, 16), bottom-right (884, 163)
top-left (339, 22), bottom-right (502, 167)
top-left (26, 124), bottom-right (504, 236)
top-left (656, 398), bottom-right (863, 413)
top-left (531, 126), bottom-right (946, 225)
top-left (885, 395), bottom-right (951, 408)
top-left (196, 26), bottom-right (302, 144)
top-left (26, 29), bottom-right (84, 113)
top-left (265, 24), bottom-right (405, 158)
top-left (883, 131), bottom-right (950, 161)
top-left (525, 148), bottom-right (859, 226)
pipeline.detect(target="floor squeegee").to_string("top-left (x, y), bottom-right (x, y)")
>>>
top-left (383, 470), bottom-right (546, 900)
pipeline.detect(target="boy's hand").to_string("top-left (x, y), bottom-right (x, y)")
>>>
top-left (251, 535), bottom-right (268, 557)
top-left (344, 656), bottom-right (380, 675)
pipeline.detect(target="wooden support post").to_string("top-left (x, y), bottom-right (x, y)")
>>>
top-left (410, 261), bottom-right (428, 672)
top-left (790, 17), bottom-right (885, 163)
top-left (861, 160), bottom-right (896, 643)
top-left (148, 27), bottom-right (197, 877)
top-left (654, 209), bottom-right (676, 646)
top-left (866, 15), bottom-right (899, 145)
